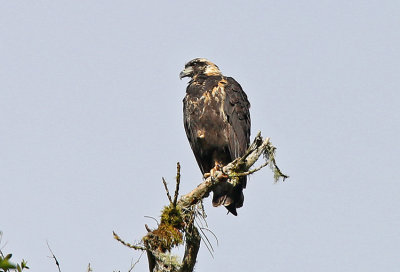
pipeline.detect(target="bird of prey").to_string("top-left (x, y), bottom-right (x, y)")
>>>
top-left (180, 58), bottom-right (251, 216)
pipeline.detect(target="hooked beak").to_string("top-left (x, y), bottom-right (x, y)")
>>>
top-left (179, 66), bottom-right (194, 79)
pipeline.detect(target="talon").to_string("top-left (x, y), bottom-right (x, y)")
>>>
top-left (216, 171), bottom-right (228, 179)
top-left (211, 163), bottom-right (228, 179)
top-left (210, 167), bottom-right (217, 177)
top-left (214, 162), bottom-right (222, 171)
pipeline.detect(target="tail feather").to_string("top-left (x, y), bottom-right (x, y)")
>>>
top-left (212, 195), bottom-right (227, 207)
top-left (212, 177), bottom-right (245, 216)
top-left (225, 203), bottom-right (238, 216)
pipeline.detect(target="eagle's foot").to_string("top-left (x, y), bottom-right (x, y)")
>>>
top-left (210, 163), bottom-right (228, 179)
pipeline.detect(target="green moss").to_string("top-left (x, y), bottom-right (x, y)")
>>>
top-left (160, 205), bottom-right (184, 230)
top-left (142, 205), bottom-right (185, 252)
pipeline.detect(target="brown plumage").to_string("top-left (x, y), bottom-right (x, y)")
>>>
top-left (180, 58), bottom-right (251, 216)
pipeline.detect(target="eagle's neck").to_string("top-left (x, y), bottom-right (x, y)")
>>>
top-left (204, 65), bottom-right (222, 76)
top-left (191, 73), bottom-right (223, 83)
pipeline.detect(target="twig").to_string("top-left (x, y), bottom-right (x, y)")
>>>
top-left (113, 232), bottom-right (146, 251)
top-left (194, 216), bottom-right (217, 254)
top-left (145, 224), bottom-right (152, 232)
top-left (229, 160), bottom-right (270, 177)
top-left (197, 223), bottom-right (214, 257)
top-left (46, 241), bottom-right (61, 272)
top-left (144, 216), bottom-right (159, 226)
top-left (128, 251), bottom-right (144, 272)
top-left (162, 177), bottom-right (173, 204)
top-left (199, 227), bottom-right (219, 247)
top-left (173, 162), bottom-right (181, 207)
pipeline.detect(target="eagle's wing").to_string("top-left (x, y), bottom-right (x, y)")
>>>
top-left (183, 94), bottom-right (209, 175)
top-left (224, 77), bottom-right (251, 160)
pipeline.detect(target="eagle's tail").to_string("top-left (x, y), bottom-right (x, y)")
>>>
top-left (212, 177), bottom-right (246, 216)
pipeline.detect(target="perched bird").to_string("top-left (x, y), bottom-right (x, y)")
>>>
top-left (180, 58), bottom-right (251, 216)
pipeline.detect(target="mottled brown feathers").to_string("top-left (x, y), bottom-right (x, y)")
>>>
top-left (181, 59), bottom-right (250, 216)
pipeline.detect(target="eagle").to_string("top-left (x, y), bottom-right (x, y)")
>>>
top-left (180, 58), bottom-right (251, 216)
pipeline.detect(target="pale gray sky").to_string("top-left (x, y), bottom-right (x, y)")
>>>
top-left (1, 1), bottom-right (399, 271)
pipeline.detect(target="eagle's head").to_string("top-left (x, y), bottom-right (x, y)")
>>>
top-left (179, 58), bottom-right (222, 79)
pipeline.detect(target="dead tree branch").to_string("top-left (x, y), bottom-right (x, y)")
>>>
top-left (113, 232), bottom-right (146, 251)
top-left (114, 131), bottom-right (288, 272)
top-left (178, 132), bottom-right (288, 209)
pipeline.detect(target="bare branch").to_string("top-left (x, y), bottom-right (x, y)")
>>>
top-left (229, 160), bottom-right (270, 177)
top-left (144, 216), bottom-right (159, 226)
top-left (128, 252), bottom-right (144, 272)
top-left (197, 225), bottom-right (214, 257)
top-left (145, 224), bottom-right (152, 232)
top-left (173, 162), bottom-right (181, 207)
top-left (162, 177), bottom-right (173, 205)
top-left (46, 241), bottom-right (61, 272)
top-left (113, 232), bottom-right (146, 251)
top-left (199, 227), bottom-right (219, 247)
